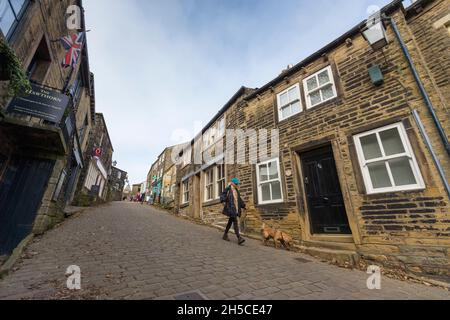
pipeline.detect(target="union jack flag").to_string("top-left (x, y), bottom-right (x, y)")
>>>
top-left (60, 32), bottom-right (85, 68)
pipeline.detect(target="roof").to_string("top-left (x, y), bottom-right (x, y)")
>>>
top-left (112, 166), bottom-right (127, 174)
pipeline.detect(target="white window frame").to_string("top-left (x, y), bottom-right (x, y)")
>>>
top-left (182, 180), bottom-right (189, 204)
top-left (204, 168), bottom-right (214, 202)
top-left (182, 148), bottom-right (192, 168)
top-left (215, 163), bottom-right (226, 199)
top-left (303, 65), bottom-right (337, 109)
top-left (277, 83), bottom-right (302, 121)
top-left (256, 157), bottom-right (284, 205)
top-left (203, 116), bottom-right (226, 150)
top-left (353, 122), bottom-right (425, 194)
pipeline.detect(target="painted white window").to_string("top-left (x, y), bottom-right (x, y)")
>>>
top-left (204, 168), bottom-right (214, 202)
top-left (182, 148), bottom-right (191, 167)
top-left (256, 158), bottom-right (283, 204)
top-left (216, 163), bottom-right (226, 198)
top-left (203, 116), bottom-right (226, 149)
top-left (354, 123), bottom-right (425, 194)
top-left (303, 66), bottom-right (337, 109)
top-left (217, 117), bottom-right (226, 138)
top-left (182, 180), bottom-right (189, 204)
top-left (277, 84), bottom-right (302, 121)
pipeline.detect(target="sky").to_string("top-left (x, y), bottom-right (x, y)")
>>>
top-left (83, 0), bottom-right (393, 186)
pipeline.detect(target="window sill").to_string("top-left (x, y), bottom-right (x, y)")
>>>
top-left (278, 111), bottom-right (302, 123)
top-left (363, 187), bottom-right (426, 198)
top-left (255, 200), bottom-right (285, 208)
top-left (180, 202), bottom-right (189, 208)
top-left (203, 198), bottom-right (221, 207)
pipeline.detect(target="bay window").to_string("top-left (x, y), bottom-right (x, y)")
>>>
top-left (354, 123), bottom-right (425, 194)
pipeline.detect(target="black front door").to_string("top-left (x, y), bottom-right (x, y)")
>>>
top-left (301, 146), bottom-right (351, 235)
top-left (0, 157), bottom-right (55, 255)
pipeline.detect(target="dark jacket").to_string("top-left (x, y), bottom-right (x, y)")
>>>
top-left (220, 185), bottom-right (246, 218)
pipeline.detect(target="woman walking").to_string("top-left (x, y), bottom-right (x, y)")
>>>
top-left (220, 178), bottom-right (246, 245)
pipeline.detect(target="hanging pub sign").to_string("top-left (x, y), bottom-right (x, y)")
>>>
top-left (6, 83), bottom-right (69, 124)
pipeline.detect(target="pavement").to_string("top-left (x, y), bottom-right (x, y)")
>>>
top-left (0, 202), bottom-right (448, 300)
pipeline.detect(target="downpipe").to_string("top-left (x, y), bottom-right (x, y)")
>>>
top-left (412, 109), bottom-right (450, 199)
top-left (389, 17), bottom-right (450, 157)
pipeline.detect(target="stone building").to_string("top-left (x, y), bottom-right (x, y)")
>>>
top-left (174, 0), bottom-right (450, 276)
top-left (73, 113), bottom-right (114, 205)
top-left (108, 166), bottom-right (128, 201)
top-left (175, 87), bottom-right (254, 228)
top-left (147, 144), bottom-right (183, 205)
top-left (0, 0), bottom-right (95, 258)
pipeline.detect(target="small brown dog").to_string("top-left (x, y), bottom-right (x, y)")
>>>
top-left (261, 223), bottom-right (293, 250)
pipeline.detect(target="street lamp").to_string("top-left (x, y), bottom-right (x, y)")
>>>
top-left (362, 17), bottom-right (388, 51)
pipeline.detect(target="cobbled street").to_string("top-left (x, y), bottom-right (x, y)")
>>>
top-left (0, 202), bottom-right (448, 300)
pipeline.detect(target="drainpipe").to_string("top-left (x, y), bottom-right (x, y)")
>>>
top-left (389, 17), bottom-right (450, 157)
top-left (412, 110), bottom-right (450, 199)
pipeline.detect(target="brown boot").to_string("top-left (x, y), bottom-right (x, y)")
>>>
top-left (238, 237), bottom-right (246, 246)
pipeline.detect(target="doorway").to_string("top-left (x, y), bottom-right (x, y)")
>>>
top-left (0, 156), bottom-right (55, 255)
top-left (300, 145), bottom-right (351, 235)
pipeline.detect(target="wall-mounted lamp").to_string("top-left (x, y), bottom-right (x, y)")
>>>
top-left (362, 17), bottom-right (389, 51)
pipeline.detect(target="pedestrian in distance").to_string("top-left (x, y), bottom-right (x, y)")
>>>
top-left (220, 178), bottom-right (246, 245)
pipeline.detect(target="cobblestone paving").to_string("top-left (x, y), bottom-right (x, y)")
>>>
top-left (0, 202), bottom-right (448, 300)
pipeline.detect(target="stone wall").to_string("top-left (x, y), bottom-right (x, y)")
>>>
top-left (172, 0), bottom-right (450, 276)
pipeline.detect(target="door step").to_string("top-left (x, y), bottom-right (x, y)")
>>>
top-left (300, 245), bottom-right (360, 267)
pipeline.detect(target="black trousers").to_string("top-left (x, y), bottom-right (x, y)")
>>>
top-left (224, 217), bottom-right (240, 238)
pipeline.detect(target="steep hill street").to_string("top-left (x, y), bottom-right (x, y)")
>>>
top-left (0, 202), bottom-right (448, 300)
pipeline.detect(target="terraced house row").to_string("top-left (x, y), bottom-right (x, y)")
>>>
top-left (0, 1), bottom-right (125, 263)
top-left (148, 0), bottom-right (450, 277)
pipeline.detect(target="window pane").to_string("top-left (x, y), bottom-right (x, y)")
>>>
top-left (291, 101), bottom-right (301, 114)
top-left (389, 158), bottom-right (417, 186)
top-left (309, 90), bottom-right (321, 106)
top-left (279, 92), bottom-right (288, 106)
top-left (10, 0), bottom-right (25, 15)
top-left (321, 85), bottom-right (335, 100)
top-left (318, 70), bottom-right (330, 86)
top-left (0, 1), bottom-right (15, 35)
top-left (306, 77), bottom-right (318, 91)
top-left (379, 128), bottom-right (405, 156)
top-left (259, 164), bottom-right (268, 182)
top-left (360, 134), bottom-right (382, 160)
top-left (268, 161), bottom-right (279, 180)
top-left (271, 181), bottom-right (282, 200)
top-left (368, 162), bottom-right (392, 189)
top-left (288, 87), bottom-right (299, 101)
top-left (261, 183), bottom-right (271, 202)
top-left (281, 106), bottom-right (290, 119)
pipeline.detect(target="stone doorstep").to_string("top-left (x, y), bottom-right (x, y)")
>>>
top-left (0, 234), bottom-right (34, 279)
